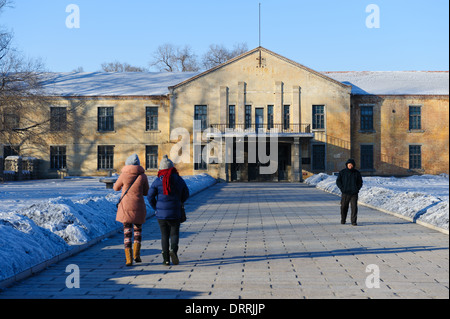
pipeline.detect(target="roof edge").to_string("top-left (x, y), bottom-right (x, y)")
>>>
top-left (169, 47), bottom-right (352, 91)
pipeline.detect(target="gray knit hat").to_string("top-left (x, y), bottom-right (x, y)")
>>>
top-left (159, 155), bottom-right (174, 170)
top-left (125, 153), bottom-right (140, 166)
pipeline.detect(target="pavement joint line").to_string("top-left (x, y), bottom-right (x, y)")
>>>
top-left (0, 182), bottom-right (448, 299)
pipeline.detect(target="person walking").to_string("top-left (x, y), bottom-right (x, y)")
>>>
top-left (148, 155), bottom-right (189, 266)
top-left (336, 158), bottom-right (363, 226)
top-left (114, 154), bottom-right (149, 266)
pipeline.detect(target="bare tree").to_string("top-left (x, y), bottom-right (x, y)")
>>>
top-left (72, 66), bottom-right (84, 72)
top-left (100, 61), bottom-right (147, 72)
top-left (0, 0), bottom-right (13, 62)
top-left (0, 1), bottom-right (81, 156)
top-left (176, 45), bottom-right (200, 72)
top-left (202, 42), bottom-right (248, 69)
top-left (150, 43), bottom-right (199, 72)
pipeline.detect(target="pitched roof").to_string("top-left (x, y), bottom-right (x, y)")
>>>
top-left (39, 71), bottom-right (198, 96)
top-left (323, 71), bottom-right (449, 95)
top-left (169, 47), bottom-right (351, 90)
top-left (37, 49), bottom-right (449, 97)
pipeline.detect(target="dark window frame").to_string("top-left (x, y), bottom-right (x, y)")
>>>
top-left (146, 107), bottom-right (158, 131)
top-left (409, 105), bottom-right (422, 130)
top-left (146, 145), bottom-right (158, 170)
top-left (97, 145), bottom-right (114, 170)
top-left (50, 146), bottom-right (67, 170)
top-left (97, 107), bottom-right (114, 132)
top-left (228, 105), bottom-right (235, 129)
top-left (283, 105), bottom-right (290, 130)
top-left (360, 105), bottom-right (374, 131)
top-left (312, 105), bottom-right (325, 130)
top-left (409, 145), bottom-right (422, 169)
top-left (194, 105), bottom-right (208, 131)
top-left (245, 105), bottom-right (252, 129)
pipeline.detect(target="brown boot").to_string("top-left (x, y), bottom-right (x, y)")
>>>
top-left (133, 242), bottom-right (142, 263)
top-left (125, 248), bottom-right (133, 266)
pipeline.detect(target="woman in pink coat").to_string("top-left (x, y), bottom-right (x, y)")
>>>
top-left (113, 154), bottom-right (149, 266)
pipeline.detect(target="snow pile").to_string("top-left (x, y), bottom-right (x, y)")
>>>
top-left (0, 174), bottom-right (216, 282)
top-left (305, 173), bottom-right (449, 231)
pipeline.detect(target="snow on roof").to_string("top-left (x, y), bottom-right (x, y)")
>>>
top-left (38, 70), bottom-right (449, 97)
top-left (323, 71), bottom-right (449, 95)
top-left (39, 72), bottom-right (199, 96)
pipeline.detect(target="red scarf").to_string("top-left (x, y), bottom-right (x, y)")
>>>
top-left (158, 167), bottom-right (178, 195)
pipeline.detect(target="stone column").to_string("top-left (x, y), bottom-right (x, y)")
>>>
top-left (275, 81), bottom-right (283, 129)
top-left (292, 86), bottom-right (301, 130)
top-left (291, 137), bottom-right (302, 182)
top-left (237, 82), bottom-right (246, 128)
top-left (220, 86), bottom-right (228, 128)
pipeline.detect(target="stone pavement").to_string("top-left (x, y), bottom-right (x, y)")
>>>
top-left (0, 183), bottom-right (448, 299)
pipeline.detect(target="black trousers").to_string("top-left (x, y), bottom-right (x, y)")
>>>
top-left (341, 193), bottom-right (358, 224)
top-left (158, 219), bottom-right (180, 253)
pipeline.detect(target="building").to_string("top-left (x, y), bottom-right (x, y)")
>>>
top-left (1, 47), bottom-right (448, 181)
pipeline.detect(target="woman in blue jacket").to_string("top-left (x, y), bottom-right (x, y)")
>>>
top-left (148, 155), bottom-right (189, 265)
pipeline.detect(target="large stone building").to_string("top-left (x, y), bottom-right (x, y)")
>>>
top-left (1, 47), bottom-right (448, 181)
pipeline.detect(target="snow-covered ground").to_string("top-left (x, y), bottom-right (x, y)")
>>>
top-left (305, 173), bottom-right (449, 231)
top-left (0, 174), bottom-right (216, 282)
top-left (1, 173), bottom-right (448, 283)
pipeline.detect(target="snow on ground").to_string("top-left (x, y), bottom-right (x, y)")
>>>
top-left (305, 173), bottom-right (449, 231)
top-left (1, 173), bottom-right (448, 283)
top-left (0, 174), bottom-right (216, 282)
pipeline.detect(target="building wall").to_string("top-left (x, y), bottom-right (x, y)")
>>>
top-left (351, 95), bottom-right (449, 175)
top-left (12, 96), bottom-right (171, 178)
top-left (2, 53), bottom-right (447, 179)
top-left (170, 48), bottom-right (352, 178)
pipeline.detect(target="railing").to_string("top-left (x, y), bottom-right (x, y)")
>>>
top-left (209, 123), bottom-right (312, 134)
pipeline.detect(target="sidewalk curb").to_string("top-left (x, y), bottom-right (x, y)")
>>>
top-left (0, 179), bottom-right (217, 290)
top-left (316, 187), bottom-right (449, 235)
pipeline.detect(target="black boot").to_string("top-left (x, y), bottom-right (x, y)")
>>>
top-left (169, 248), bottom-right (179, 265)
top-left (162, 251), bottom-right (170, 266)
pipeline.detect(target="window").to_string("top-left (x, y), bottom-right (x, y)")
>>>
top-left (312, 144), bottom-right (325, 170)
top-left (245, 105), bottom-right (252, 129)
top-left (312, 105), bottom-right (325, 130)
top-left (50, 107), bottom-right (67, 131)
top-left (283, 105), bottom-right (290, 130)
top-left (2, 112), bottom-right (19, 130)
top-left (409, 106), bottom-right (421, 130)
top-left (255, 108), bottom-right (264, 130)
top-left (360, 145), bottom-right (374, 170)
top-left (98, 107), bottom-right (114, 132)
top-left (267, 105), bottom-right (274, 129)
top-left (98, 145), bottom-right (114, 170)
top-left (50, 146), bottom-right (67, 170)
top-left (194, 144), bottom-right (207, 170)
top-left (360, 105), bottom-right (374, 131)
top-left (194, 105), bottom-right (208, 130)
top-left (3, 145), bottom-right (19, 158)
top-left (228, 105), bottom-right (235, 129)
top-left (146, 145), bottom-right (158, 170)
top-left (409, 145), bottom-right (422, 169)
top-left (146, 107), bottom-right (158, 131)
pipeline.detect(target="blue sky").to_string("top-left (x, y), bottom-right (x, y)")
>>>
top-left (1, 0), bottom-right (448, 72)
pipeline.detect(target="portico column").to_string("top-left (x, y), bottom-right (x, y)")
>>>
top-left (291, 137), bottom-right (302, 182)
top-left (275, 81), bottom-right (283, 128)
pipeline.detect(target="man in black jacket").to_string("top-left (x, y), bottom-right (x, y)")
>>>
top-left (336, 159), bottom-right (363, 225)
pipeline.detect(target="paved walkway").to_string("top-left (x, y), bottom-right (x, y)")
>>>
top-left (0, 183), bottom-right (448, 299)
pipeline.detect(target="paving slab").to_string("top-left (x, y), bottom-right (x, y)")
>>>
top-left (0, 183), bottom-right (448, 299)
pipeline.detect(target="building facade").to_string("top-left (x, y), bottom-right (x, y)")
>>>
top-left (1, 47), bottom-right (448, 181)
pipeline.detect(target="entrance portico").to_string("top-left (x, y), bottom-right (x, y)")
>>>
top-left (208, 125), bottom-right (314, 182)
